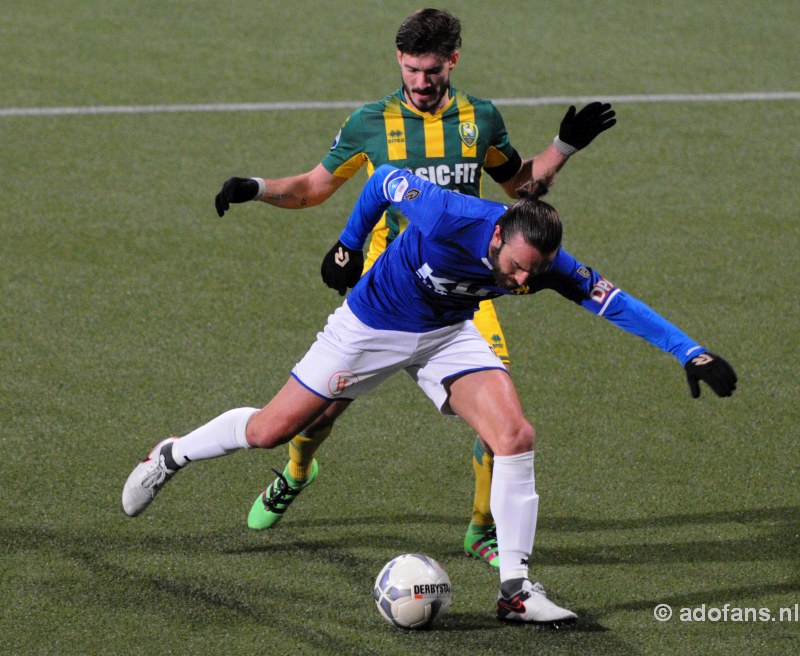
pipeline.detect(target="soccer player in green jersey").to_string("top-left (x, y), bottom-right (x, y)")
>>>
top-left (214, 8), bottom-right (616, 567)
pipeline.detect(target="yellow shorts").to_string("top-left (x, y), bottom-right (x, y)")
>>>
top-left (365, 223), bottom-right (511, 367)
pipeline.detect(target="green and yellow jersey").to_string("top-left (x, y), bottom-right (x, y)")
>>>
top-left (320, 86), bottom-right (521, 363)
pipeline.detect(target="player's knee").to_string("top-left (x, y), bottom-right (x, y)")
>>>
top-left (493, 421), bottom-right (536, 455)
top-left (245, 415), bottom-right (294, 449)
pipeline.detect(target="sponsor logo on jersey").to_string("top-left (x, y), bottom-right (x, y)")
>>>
top-left (590, 277), bottom-right (616, 304)
top-left (458, 121), bottom-right (479, 148)
top-left (404, 189), bottom-right (420, 201)
top-left (327, 370), bottom-right (359, 396)
top-left (413, 162), bottom-right (478, 186)
top-left (576, 266), bottom-right (591, 279)
top-left (416, 262), bottom-right (492, 297)
top-left (330, 129), bottom-right (341, 150)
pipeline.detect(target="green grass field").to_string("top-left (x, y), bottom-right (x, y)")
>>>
top-left (2, 1), bottom-right (798, 654)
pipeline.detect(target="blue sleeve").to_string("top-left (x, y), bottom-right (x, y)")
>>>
top-left (338, 165), bottom-right (397, 250)
top-left (597, 292), bottom-right (706, 365)
top-left (544, 249), bottom-right (706, 365)
top-left (339, 165), bottom-right (494, 248)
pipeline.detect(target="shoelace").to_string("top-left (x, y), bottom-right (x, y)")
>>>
top-left (262, 467), bottom-right (300, 512)
top-left (141, 455), bottom-right (172, 491)
top-left (482, 525), bottom-right (498, 545)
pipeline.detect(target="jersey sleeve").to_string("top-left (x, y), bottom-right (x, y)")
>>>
top-left (543, 249), bottom-right (706, 365)
top-left (338, 166), bottom-right (397, 249)
top-left (339, 165), bottom-right (499, 249)
top-left (480, 103), bottom-right (522, 184)
top-left (320, 110), bottom-right (370, 179)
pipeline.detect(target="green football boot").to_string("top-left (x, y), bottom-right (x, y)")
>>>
top-left (464, 524), bottom-right (500, 568)
top-left (247, 459), bottom-right (319, 530)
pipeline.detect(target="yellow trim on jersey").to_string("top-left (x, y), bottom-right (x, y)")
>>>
top-left (384, 96), bottom-right (407, 161)
top-left (455, 94), bottom-right (478, 159)
top-left (484, 145), bottom-right (510, 168)
top-left (424, 114), bottom-right (445, 158)
top-left (363, 218), bottom-right (387, 273)
top-left (328, 152), bottom-right (368, 179)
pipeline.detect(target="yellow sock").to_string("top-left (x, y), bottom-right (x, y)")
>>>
top-left (287, 425), bottom-right (332, 482)
top-left (471, 437), bottom-right (494, 528)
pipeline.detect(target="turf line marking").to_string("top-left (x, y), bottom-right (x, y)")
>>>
top-left (1, 92), bottom-right (798, 117)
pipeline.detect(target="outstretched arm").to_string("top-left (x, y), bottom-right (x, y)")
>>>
top-left (597, 291), bottom-right (738, 398)
top-left (215, 164), bottom-right (347, 216)
top-left (545, 249), bottom-right (737, 398)
top-left (499, 102), bottom-right (617, 197)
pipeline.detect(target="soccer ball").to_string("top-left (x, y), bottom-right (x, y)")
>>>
top-left (373, 553), bottom-right (452, 629)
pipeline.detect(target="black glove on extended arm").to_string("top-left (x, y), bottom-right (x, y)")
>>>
top-left (320, 240), bottom-right (364, 296)
top-left (684, 352), bottom-right (738, 398)
top-left (554, 102), bottom-right (617, 155)
top-left (215, 177), bottom-right (265, 217)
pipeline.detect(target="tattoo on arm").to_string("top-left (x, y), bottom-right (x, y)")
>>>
top-left (265, 191), bottom-right (309, 208)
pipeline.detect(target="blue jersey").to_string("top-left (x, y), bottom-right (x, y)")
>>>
top-left (341, 165), bottom-right (705, 366)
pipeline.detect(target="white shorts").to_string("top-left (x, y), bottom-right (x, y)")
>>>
top-left (292, 302), bottom-right (507, 415)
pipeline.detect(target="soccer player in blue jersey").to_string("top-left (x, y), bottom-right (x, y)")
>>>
top-left (214, 8), bottom-right (616, 565)
top-left (124, 166), bottom-right (736, 625)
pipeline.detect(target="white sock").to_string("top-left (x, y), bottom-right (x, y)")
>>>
top-left (171, 407), bottom-right (257, 465)
top-left (490, 451), bottom-right (538, 583)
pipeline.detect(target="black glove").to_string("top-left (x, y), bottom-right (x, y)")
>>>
top-left (684, 352), bottom-right (737, 398)
top-left (557, 102), bottom-right (616, 153)
top-left (215, 177), bottom-right (262, 217)
top-left (320, 240), bottom-right (364, 296)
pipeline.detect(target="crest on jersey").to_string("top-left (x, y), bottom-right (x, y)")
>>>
top-left (458, 121), bottom-right (479, 148)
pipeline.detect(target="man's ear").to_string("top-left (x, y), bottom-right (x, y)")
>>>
top-left (490, 224), bottom-right (503, 248)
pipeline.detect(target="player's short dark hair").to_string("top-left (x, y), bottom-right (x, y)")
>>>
top-left (395, 8), bottom-right (462, 57)
top-left (497, 180), bottom-right (563, 253)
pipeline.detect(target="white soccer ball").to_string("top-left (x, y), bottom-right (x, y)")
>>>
top-left (373, 553), bottom-right (452, 629)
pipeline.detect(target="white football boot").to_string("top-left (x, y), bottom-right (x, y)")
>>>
top-left (121, 437), bottom-right (180, 517)
top-left (496, 579), bottom-right (577, 626)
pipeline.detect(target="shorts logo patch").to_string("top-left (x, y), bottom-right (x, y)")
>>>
top-left (328, 370), bottom-right (359, 396)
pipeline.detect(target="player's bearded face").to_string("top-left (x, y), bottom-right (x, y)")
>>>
top-left (489, 243), bottom-right (520, 290)
top-left (398, 52), bottom-right (456, 113)
top-left (489, 235), bottom-right (557, 291)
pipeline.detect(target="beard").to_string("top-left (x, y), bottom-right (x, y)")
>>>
top-left (489, 243), bottom-right (518, 291)
top-left (403, 81), bottom-right (449, 113)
